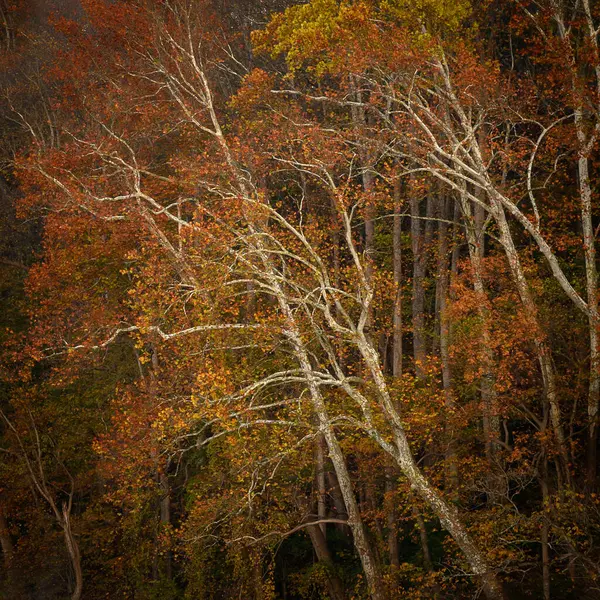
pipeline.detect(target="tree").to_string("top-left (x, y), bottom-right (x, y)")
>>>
top-left (5, 0), bottom-right (600, 598)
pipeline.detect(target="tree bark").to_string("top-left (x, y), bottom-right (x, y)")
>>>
top-left (266, 265), bottom-right (385, 600)
top-left (540, 456), bottom-right (551, 600)
top-left (554, 0), bottom-right (600, 488)
top-left (577, 152), bottom-right (600, 486)
top-left (492, 202), bottom-right (570, 484)
top-left (316, 434), bottom-right (328, 536)
top-left (458, 191), bottom-right (500, 468)
top-left (438, 197), bottom-right (458, 495)
top-left (384, 467), bottom-right (400, 572)
top-left (389, 187), bottom-right (403, 570)
top-left (159, 470), bottom-right (172, 579)
top-left (363, 168), bottom-right (375, 292)
top-left (355, 334), bottom-right (506, 599)
top-left (393, 178), bottom-right (403, 378)
top-left (411, 193), bottom-right (427, 378)
top-left (326, 470), bottom-right (350, 529)
top-left (306, 523), bottom-right (347, 600)
top-left (290, 337), bottom-right (384, 600)
top-left (412, 502), bottom-right (433, 572)
top-left (62, 503), bottom-right (83, 600)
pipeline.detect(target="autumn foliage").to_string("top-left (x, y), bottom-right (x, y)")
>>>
top-left (1, 0), bottom-right (600, 599)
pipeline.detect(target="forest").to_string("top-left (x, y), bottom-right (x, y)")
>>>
top-left (1, 0), bottom-right (600, 598)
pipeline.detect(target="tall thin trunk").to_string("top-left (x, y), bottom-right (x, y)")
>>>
top-left (411, 194), bottom-right (426, 378)
top-left (365, 481), bottom-right (385, 561)
top-left (436, 198), bottom-right (450, 390)
top-left (412, 502), bottom-right (433, 572)
top-left (316, 435), bottom-right (327, 536)
top-left (458, 192), bottom-right (500, 467)
top-left (325, 469), bottom-right (348, 520)
top-left (331, 196), bottom-right (345, 371)
top-left (393, 179), bottom-right (403, 378)
top-left (293, 347), bottom-right (383, 599)
top-left (384, 467), bottom-right (400, 572)
top-left (438, 197), bottom-right (458, 494)
top-left (353, 76), bottom-right (375, 339)
top-left (355, 335), bottom-right (505, 599)
top-left (306, 524), bottom-right (347, 600)
top-left (577, 152), bottom-right (600, 486)
top-left (541, 520), bottom-right (550, 600)
top-left (555, 0), bottom-right (600, 487)
top-left (266, 265), bottom-right (385, 600)
top-left (541, 456), bottom-right (551, 600)
top-left (159, 471), bottom-right (172, 579)
top-left (493, 202), bottom-right (570, 484)
top-left (149, 347), bottom-right (172, 580)
top-left (331, 196), bottom-right (342, 291)
top-left (62, 504), bottom-right (83, 600)
top-left (389, 183), bottom-right (403, 569)
top-left (363, 169), bottom-right (375, 290)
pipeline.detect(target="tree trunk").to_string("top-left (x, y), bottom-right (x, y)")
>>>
top-left (393, 179), bottom-right (403, 378)
top-left (62, 504), bottom-right (83, 600)
top-left (250, 208), bottom-right (385, 596)
top-left (492, 202), bottom-right (570, 484)
top-left (365, 481), bottom-right (385, 562)
top-left (159, 471), bottom-right (172, 579)
top-left (298, 362), bottom-right (384, 599)
top-left (412, 502), bottom-right (433, 572)
top-left (316, 434), bottom-right (328, 536)
top-left (411, 194), bottom-right (427, 378)
top-left (326, 470), bottom-right (350, 533)
top-left (541, 456), bottom-right (551, 600)
top-left (577, 153), bottom-right (600, 487)
top-left (363, 169), bottom-right (375, 291)
top-left (306, 524), bottom-right (347, 600)
top-left (384, 467), bottom-right (400, 572)
top-left (541, 519), bottom-right (550, 600)
top-left (438, 197), bottom-right (458, 495)
top-left (456, 190), bottom-right (504, 504)
top-left (459, 191), bottom-right (500, 468)
top-left (355, 334), bottom-right (505, 599)
top-left (270, 274), bottom-right (385, 600)
top-left (389, 187), bottom-right (403, 570)
top-left (400, 451), bottom-right (504, 600)
top-left (253, 554), bottom-right (264, 600)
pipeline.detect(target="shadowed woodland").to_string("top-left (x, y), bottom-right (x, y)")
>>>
top-left (2, 0), bottom-right (600, 598)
